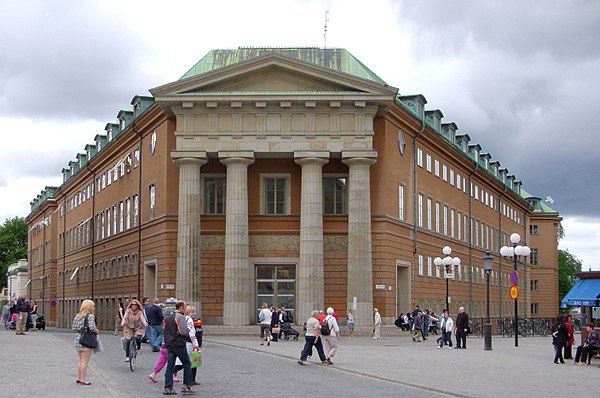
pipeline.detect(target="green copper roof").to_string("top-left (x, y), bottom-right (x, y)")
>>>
top-left (180, 48), bottom-right (387, 86)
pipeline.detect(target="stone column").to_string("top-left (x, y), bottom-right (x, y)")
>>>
top-left (220, 151), bottom-right (255, 325)
top-left (294, 152), bottom-right (329, 322)
top-left (173, 153), bottom-right (207, 314)
top-left (342, 151), bottom-right (377, 326)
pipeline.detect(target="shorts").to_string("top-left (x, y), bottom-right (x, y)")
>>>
top-left (260, 324), bottom-right (270, 337)
top-left (347, 322), bottom-right (355, 330)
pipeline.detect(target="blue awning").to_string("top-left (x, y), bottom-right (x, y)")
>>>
top-left (561, 279), bottom-right (600, 308)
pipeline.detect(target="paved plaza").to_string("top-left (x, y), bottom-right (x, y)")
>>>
top-left (0, 327), bottom-right (597, 397)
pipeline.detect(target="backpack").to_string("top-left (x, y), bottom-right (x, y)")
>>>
top-left (321, 316), bottom-right (331, 336)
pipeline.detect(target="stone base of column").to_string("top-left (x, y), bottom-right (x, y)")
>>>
top-left (223, 302), bottom-right (250, 326)
top-left (349, 301), bottom-right (373, 326)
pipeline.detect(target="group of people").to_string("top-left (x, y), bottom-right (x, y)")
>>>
top-left (2, 294), bottom-right (40, 333)
top-left (551, 314), bottom-right (599, 366)
top-left (257, 303), bottom-right (294, 345)
top-left (394, 305), bottom-right (470, 349)
top-left (297, 307), bottom-right (341, 366)
top-left (72, 297), bottom-right (201, 395)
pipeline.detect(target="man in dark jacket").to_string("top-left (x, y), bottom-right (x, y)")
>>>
top-left (146, 298), bottom-right (165, 352)
top-left (163, 300), bottom-right (197, 395)
top-left (15, 294), bottom-right (30, 335)
top-left (455, 306), bottom-right (469, 349)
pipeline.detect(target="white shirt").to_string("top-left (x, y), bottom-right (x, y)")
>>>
top-left (260, 308), bottom-right (272, 325)
top-left (374, 311), bottom-right (381, 326)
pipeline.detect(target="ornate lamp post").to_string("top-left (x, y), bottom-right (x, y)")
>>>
top-left (482, 250), bottom-right (494, 351)
top-left (434, 246), bottom-right (461, 311)
top-left (500, 232), bottom-right (530, 347)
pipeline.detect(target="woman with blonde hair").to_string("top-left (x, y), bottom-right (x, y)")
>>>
top-left (121, 298), bottom-right (148, 361)
top-left (72, 299), bottom-right (98, 385)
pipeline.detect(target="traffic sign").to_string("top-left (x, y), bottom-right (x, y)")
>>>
top-left (510, 270), bottom-right (518, 285)
top-left (509, 285), bottom-right (519, 300)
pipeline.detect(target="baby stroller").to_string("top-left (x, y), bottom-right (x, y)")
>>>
top-left (281, 322), bottom-right (300, 340)
top-left (9, 313), bottom-right (17, 330)
top-left (36, 314), bottom-right (46, 330)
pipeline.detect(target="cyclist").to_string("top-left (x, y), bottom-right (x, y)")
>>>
top-left (121, 299), bottom-right (148, 362)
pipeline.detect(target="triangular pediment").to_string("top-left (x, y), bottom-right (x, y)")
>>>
top-left (150, 53), bottom-right (398, 99)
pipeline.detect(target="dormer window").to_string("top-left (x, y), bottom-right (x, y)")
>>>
top-left (97, 142), bottom-right (102, 152)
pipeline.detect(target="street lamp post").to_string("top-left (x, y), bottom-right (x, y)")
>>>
top-left (482, 250), bottom-right (494, 351)
top-left (434, 246), bottom-right (461, 312)
top-left (500, 233), bottom-right (530, 347)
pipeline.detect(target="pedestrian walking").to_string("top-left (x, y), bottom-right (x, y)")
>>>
top-left (297, 310), bottom-right (328, 366)
top-left (148, 333), bottom-right (182, 384)
top-left (72, 299), bottom-right (98, 385)
top-left (436, 309), bottom-right (454, 349)
top-left (347, 309), bottom-right (355, 339)
top-left (258, 302), bottom-right (272, 346)
top-left (171, 306), bottom-right (201, 386)
top-left (163, 300), bottom-right (197, 395)
top-left (455, 307), bottom-right (469, 349)
top-left (147, 298), bottom-right (165, 352)
top-left (422, 310), bottom-right (432, 340)
top-left (372, 308), bottom-right (381, 340)
top-left (2, 301), bottom-right (11, 329)
top-left (551, 314), bottom-right (568, 364)
top-left (322, 307), bottom-right (340, 365)
top-left (30, 300), bottom-right (38, 331)
top-left (412, 311), bottom-right (424, 342)
top-left (270, 306), bottom-right (280, 342)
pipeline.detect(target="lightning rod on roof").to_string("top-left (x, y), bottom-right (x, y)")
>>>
top-left (324, 10), bottom-right (329, 49)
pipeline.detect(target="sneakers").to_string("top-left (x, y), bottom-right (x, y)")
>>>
top-left (125, 357), bottom-right (130, 362)
top-left (448, 346), bottom-right (453, 350)
top-left (437, 346), bottom-right (441, 349)
top-left (163, 388), bottom-right (177, 395)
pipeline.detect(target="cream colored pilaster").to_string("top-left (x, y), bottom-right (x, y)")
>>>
top-left (342, 151), bottom-right (377, 326)
top-left (294, 152), bottom-right (329, 321)
top-left (220, 151), bottom-right (255, 325)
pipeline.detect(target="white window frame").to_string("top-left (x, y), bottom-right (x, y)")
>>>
top-left (261, 174), bottom-right (291, 216)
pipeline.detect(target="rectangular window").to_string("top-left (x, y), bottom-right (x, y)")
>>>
top-left (426, 154), bottom-right (432, 172)
top-left (450, 169), bottom-right (455, 186)
top-left (112, 205), bottom-right (117, 235)
top-left (132, 253), bottom-right (138, 276)
top-left (417, 148), bottom-right (423, 168)
top-left (149, 184), bottom-right (156, 220)
top-left (105, 209), bottom-right (111, 238)
top-left (107, 168), bottom-right (112, 185)
top-left (125, 198), bottom-right (131, 230)
top-left (204, 176), bottom-right (227, 215)
top-left (427, 198), bottom-right (432, 230)
top-left (435, 262), bottom-right (441, 278)
top-left (450, 209), bottom-right (455, 238)
top-left (457, 211), bottom-right (462, 241)
top-left (475, 220), bottom-right (479, 246)
top-left (418, 194), bottom-right (424, 227)
top-left (530, 225), bottom-right (539, 235)
top-left (124, 255), bottom-right (130, 276)
top-left (398, 185), bottom-right (405, 221)
top-left (434, 160), bottom-right (440, 177)
top-left (530, 280), bottom-right (539, 291)
top-left (133, 148), bottom-right (140, 167)
top-left (427, 256), bottom-right (432, 277)
top-left (456, 174), bottom-right (461, 189)
top-left (263, 176), bottom-right (288, 215)
top-left (530, 249), bottom-right (539, 265)
top-left (118, 256), bottom-right (123, 278)
top-left (133, 194), bottom-right (139, 227)
top-left (119, 201), bottom-right (124, 232)
top-left (531, 303), bottom-right (539, 315)
top-left (418, 255), bottom-right (424, 276)
top-left (443, 205), bottom-right (448, 235)
top-left (435, 202), bottom-right (440, 233)
top-left (442, 164), bottom-right (448, 181)
top-left (101, 174), bottom-right (106, 189)
top-left (323, 177), bottom-right (347, 215)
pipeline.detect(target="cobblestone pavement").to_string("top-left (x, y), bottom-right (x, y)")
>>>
top-left (0, 328), bottom-right (597, 397)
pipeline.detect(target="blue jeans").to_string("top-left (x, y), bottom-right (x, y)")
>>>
top-left (165, 346), bottom-right (192, 389)
top-left (149, 324), bottom-right (163, 349)
top-left (125, 335), bottom-right (142, 357)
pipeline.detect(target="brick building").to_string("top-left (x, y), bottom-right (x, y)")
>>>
top-left (26, 48), bottom-right (560, 328)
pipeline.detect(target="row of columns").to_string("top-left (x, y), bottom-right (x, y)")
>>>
top-left (172, 150), bottom-right (377, 326)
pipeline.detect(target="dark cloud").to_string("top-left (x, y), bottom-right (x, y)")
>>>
top-left (0, 1), bottom-right (157, 121)
top-left (390, 0), bottom-right (600, 218)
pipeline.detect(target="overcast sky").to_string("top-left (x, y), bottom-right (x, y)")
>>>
top-left (0, 0), bottom-right (598, 269)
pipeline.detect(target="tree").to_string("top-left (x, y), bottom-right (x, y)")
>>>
top-left (558, 249), bottom-right (583, 301)
top-left (0, 217), bottom-right (28, 287)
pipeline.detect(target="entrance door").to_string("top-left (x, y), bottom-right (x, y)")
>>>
top-left (256, 265), bottom-right (296, 318)
top-left (396, 260), bottom-right (411, 316)
top-left (144, 260), bottom-right (157, 299)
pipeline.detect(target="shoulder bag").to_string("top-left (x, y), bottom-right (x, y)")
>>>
top-left (79, 314), bottom-right (98, 349)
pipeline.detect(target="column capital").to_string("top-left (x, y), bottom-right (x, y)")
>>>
top-left (171, 151), bottom-right (208, 167)
top-left (342, 150), bottom-right (377, 167)
top-left (219, 151), bottom-right (255, 167)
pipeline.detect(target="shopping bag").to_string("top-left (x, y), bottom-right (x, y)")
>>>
top-left (272, 327), bottom-right (281, 334)
top-left (191, 351), bottom-right (202, 368)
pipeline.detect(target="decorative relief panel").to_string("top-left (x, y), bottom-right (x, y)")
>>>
top-left (200, 235), bottom-right (225, 251)
top-left (324, 235), bottom-right (348, 251)
top-left (250, 235), bottom-right (300, 252)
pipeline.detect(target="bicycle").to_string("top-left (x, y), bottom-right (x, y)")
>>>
top-left (127, 337), bottom-right (137, 371)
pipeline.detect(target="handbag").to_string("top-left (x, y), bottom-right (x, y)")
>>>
top-left (190, 350), bottom-right (202, 368)
top-left (272, 327), bottom-right (281, 334)
top-left (79, 314), bottom-right (98, 349)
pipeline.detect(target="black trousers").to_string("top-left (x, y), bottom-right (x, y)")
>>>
top-left (574, 345), bottom-right (595, 363)
top-left (456, 329), bottom-right (467, 348)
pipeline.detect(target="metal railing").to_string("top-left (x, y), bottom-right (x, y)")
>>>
top-left (468, 317), bottom-right (554, 338)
